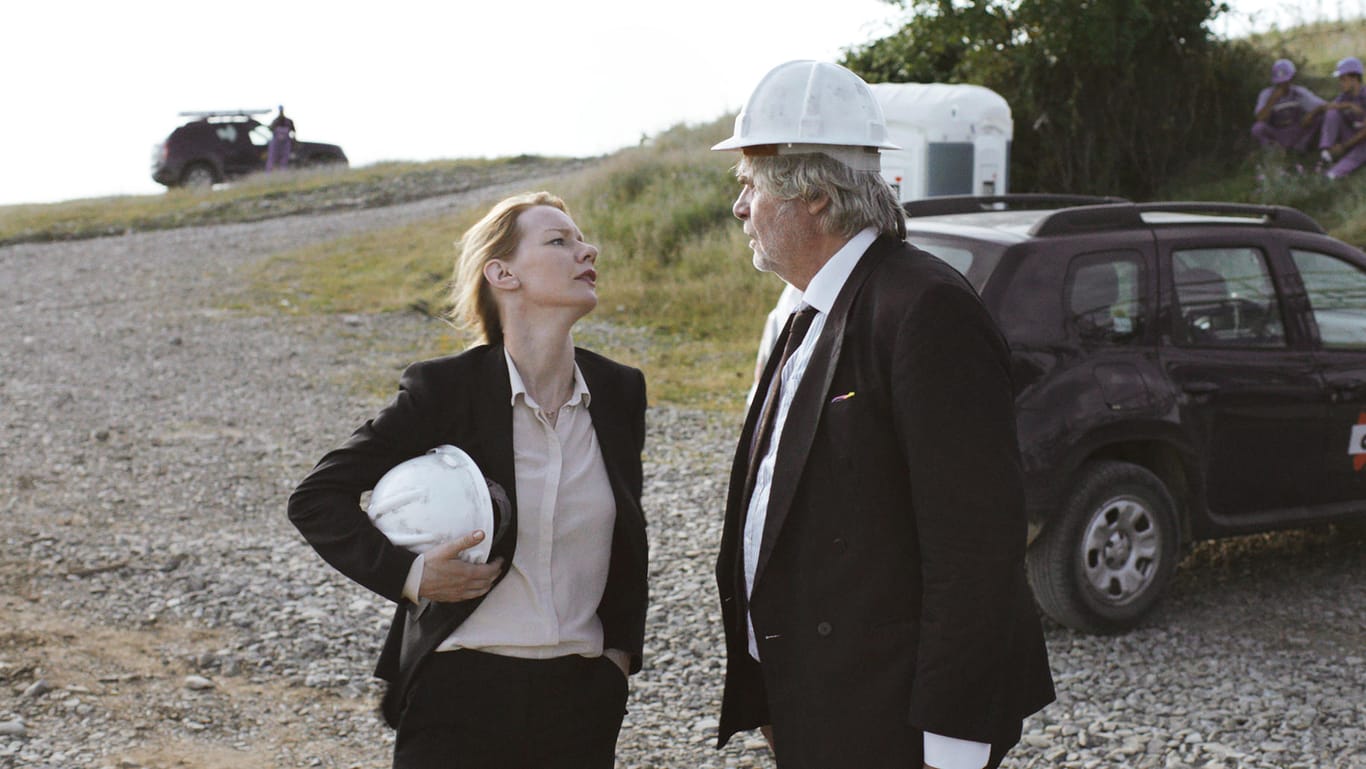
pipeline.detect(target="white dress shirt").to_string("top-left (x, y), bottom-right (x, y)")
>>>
top-left (742, 227), bottom-right (991, 769)
top-left (403, 349), bottom-right (616, 659)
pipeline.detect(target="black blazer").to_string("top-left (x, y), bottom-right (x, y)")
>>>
top-left (288, 345), bottom-right (648, 727)
top-left (716, 236), bottom-right (1054, 767)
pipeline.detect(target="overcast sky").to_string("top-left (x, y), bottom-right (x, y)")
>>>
top-left (0, 0), bottom-right (1349, 207)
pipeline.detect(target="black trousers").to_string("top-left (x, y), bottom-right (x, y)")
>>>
top-left (393, 649), bottom-right (629, 769)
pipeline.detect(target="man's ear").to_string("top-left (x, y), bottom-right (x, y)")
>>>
top-left (483, 259), bottom-right (519, 290)
top-left (805, 192), bottom-right (830, 217)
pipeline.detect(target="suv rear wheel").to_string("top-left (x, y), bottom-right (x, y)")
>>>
top-left (1027, 461), bottom-right (1180, 633)
top-left (180, 163), bottom-right (217, 188)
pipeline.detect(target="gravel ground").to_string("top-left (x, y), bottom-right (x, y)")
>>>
top-left (1, 183), bottom-right (1363, 769)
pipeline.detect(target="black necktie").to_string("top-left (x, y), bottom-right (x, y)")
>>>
top-left (746, 304), bottom-right (818, 482)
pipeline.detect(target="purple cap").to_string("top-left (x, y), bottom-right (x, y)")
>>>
top-left (1333, 57), bottom-right (1364, 77)
top-left (1270, 59), bottom-right (1295, 84)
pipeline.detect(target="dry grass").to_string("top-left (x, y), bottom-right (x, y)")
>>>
top-left (14, 17), bottom-right (1366, 408)
top-left (232, 118), bottom-right (782, 411)
top-left (0, 157), bottom-right (577, 247)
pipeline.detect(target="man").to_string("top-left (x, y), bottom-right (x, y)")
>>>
top-left (712, 60), bottom-right (1054, 769)
top-left (1251, 58), bottom-right (1324, 152)
top-left (1314, 57), bottom-right (1366, 179)
top-left (267, 105), bottom-right (295, 172)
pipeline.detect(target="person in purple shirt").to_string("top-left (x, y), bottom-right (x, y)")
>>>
top-left (266, 105), bottom-right (295, 172)
top-left (1252, 59), bottom-right (1325, 152)
top-left (1314, 57), bottom-right (1366, 179)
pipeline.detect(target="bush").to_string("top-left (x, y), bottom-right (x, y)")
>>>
top-left (844, 0), bottom-right (1274, 199)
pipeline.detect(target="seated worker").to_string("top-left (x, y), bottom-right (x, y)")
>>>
top-left (1252, 59), bottom-right (1325, 152)
top-left (1314, 57), bottom-right (1366, 179)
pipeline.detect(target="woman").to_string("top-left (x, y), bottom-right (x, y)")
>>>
top-left (287, 191), bottom-right (648, 768)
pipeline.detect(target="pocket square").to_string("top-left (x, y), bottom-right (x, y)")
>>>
top-left (830, 391), bottom-right (856, 403)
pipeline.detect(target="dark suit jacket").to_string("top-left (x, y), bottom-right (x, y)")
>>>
top-left (288, 344), bottom-right (648, 728)
top-left (716, 236), bottom-right (1054, 768)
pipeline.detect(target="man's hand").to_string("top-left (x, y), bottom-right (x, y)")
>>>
top-left (418, 531), bottom-right (504, 603)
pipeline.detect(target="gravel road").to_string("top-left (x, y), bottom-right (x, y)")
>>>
top-left (1, 183), bottom-right (1363, 769)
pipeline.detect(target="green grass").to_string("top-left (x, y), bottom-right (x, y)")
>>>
top-left (0, 155), bottom-right (579, 247)
top-left (230, 117), bottom-right (783, 410)
top-left (1155, 17), bottom-right (1366, 246)
top-left (11, 20), bottom-right (1366, 411)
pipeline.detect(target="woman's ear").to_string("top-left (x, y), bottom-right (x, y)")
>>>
top-left (483, 259), bottom-right (519, 290)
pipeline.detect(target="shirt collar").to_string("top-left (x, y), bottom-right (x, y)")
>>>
top-left (799, 227), bottom-right (878, 315)
top-left (504, 347), bottom-right (591, 409)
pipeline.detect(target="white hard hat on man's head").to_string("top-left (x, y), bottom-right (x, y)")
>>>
top-left (367, 445), bottom-right (507, 562)
top-left (712, 60), bottom-right (899, 172)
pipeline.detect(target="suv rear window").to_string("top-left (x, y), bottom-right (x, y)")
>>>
top-left (906, 234), bottom-right (1006, 291)
top-left (1066, 251), bottom-right (1146, 345)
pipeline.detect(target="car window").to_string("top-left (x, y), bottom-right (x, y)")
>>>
top-left (919, 243), bottom-right (974, 275)
top-left (214, 125), bottom-right (238, 144)
top-left (905, 234), bottom-right (1005, 292)
top-left (250, 125), bottom-right (272, 147)
top-left (1172, 247), bottom-right (1286, 348)
top-left (1065, 251), bottom-right (1146, 345)
top-left (1290, 249), bottom-right (1366, 350)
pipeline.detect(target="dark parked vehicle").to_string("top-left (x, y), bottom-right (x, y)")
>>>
top-left (903, 195), bottom-right (1366, 633)
top-left (151, 110), bottom-right (347, 188)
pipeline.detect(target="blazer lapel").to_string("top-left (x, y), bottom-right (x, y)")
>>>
top-left (473, 345), bottom-right (518, 521)
top-left (578, 351), bottom-right (645, 529)
top-left (753, 241), bottom-right (887, 588)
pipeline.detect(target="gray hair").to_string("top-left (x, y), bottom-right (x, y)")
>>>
top-left (738, 153), bottom-right (905, 240)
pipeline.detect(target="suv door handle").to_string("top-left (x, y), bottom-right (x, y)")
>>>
top-left (1182, 381), bottom-right (1220, 397)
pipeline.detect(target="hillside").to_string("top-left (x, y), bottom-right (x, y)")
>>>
top-left (3, 18), bottom-right (1363, 410)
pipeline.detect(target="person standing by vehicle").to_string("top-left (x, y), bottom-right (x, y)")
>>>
top-left (1251, 59), bottom-right (1325, 152)
top-left (266, 105), bottom-right (295, 171)
top-left (711, 60), bottom-right (1053, 769)
top-left (288, 191), bottom-right (648, 769)
top-left (1316, 57), bottom-right (1366, 179)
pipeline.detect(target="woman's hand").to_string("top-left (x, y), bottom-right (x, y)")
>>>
top-left (602, 648), bottom-right (630, 678)
top-left (418, 531), bottom-right (505, 603)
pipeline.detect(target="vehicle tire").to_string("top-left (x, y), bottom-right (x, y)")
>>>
top-left (1027, 460), bottom-right (1180, 634)
top-left (180, 163), bottom-right (217, 188)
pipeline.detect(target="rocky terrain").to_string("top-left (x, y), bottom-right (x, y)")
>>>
top-left (1, 177), bottom-right (1363, 769)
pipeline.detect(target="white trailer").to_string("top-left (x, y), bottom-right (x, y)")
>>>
top-left (867, 82), bottom-right (1013, 203)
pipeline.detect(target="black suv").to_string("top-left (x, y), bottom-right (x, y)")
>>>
top-left (151, 110), bottom-right (347, 188)
top-left (903, 195), bottom-right (1366, 633)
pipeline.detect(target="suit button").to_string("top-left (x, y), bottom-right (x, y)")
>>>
top-left (816, 621), bottom-right (833, 637)
top-left (832, 537), bottom-right (847, 553)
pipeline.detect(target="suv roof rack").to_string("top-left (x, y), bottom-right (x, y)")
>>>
top-left (903, 194), bottom-right (1129, 218)
top-left (1030, 203), bottom-right (1146, 237)
top-left (1133, 202), bottom-right (1325, 234)
top-left (1028, 200), bottom-right (1327, 237)
top-left (177, 109), bottom-right (271, 119)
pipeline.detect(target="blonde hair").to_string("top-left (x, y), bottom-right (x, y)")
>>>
top-left (448, 191), bottom-right (569, 345)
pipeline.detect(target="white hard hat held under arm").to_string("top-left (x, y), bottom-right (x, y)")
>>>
top-left (367, 445), bottom-right (508, 563)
